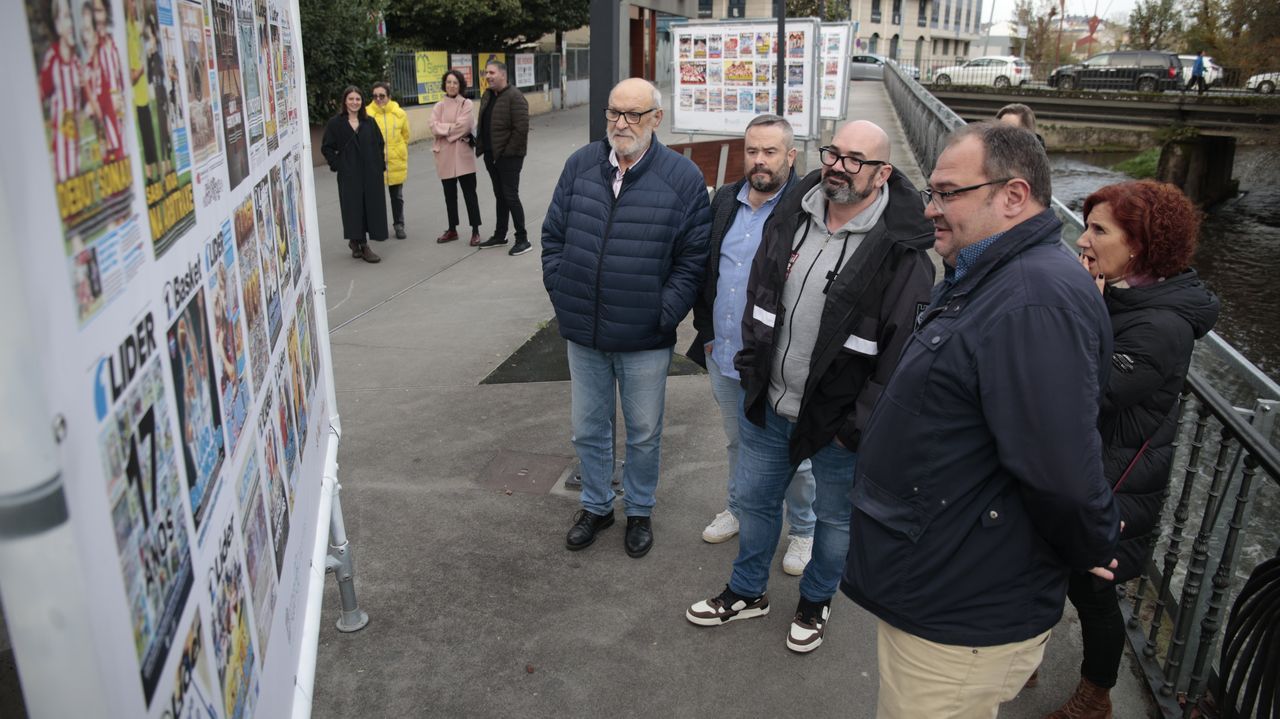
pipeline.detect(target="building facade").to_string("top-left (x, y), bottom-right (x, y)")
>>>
top-left (693, 0), bottom-right (982, 67)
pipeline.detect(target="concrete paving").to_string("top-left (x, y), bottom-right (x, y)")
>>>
top-left (311, 81), bottom-right (1156, 718)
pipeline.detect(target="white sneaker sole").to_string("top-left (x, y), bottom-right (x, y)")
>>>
top-left (782, 559), bottom-right (808, 576)
top-left (686, 604), bottom-right (769, 626)
top-left (701, 528), bottom-right (739, 543)
top-left (786, 632), bottom-right (823, 653)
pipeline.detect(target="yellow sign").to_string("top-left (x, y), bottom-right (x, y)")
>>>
top-left (478, 51), bottom-right (506, 95)
top-left (415, 51), bottom-right (449, 104)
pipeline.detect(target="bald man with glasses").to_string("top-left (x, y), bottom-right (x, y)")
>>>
top-left (686, 120), bottom-right (934, 654)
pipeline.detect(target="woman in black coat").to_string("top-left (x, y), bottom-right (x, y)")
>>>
top-left (1045, 179), bottom-right (1220, 718)
top-left (321, 86), bottom-right (388, 263)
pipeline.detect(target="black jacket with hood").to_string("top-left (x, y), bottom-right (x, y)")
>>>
top-left (734, 167), bottom-right (935, 464)
top-left (1101, 269), bottom-right (1219, 583)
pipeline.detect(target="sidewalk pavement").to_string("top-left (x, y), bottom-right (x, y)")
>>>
top-left (311, 82), bottom-right (1155, 718)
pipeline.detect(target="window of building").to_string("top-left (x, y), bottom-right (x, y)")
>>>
top-left (892, 0), bottom-right (902, 24)
top-left (889, 33), bottom-right (900, 59)
top-left (698, 0), bottom-right (712, 18)
top-left (930, 0), bottom-right (940, 27)
top-left (964, 0), bottom-right (972, 30)
top-left (727, 0), bottom-right (745, 17)
top-left (918, 0), bottom-right (928, 26)
top-left (942, 0), bottom-right (950, 27)
top-left (870, 32), bottom-right (880, 53)
top-left (974, 0), bottom-right (983, 31)
top-left (871, 0), bottom-right (882, 23)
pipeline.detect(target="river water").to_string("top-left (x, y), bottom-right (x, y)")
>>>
top-left (1049, 146), bottom-right (1280, 383)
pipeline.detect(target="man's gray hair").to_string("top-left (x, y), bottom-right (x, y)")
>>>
top-left (486, 60), bottom-right (508, 75)
top-left (946, 122), bottom-right (1051, 206)
top-left (650, 84), bottom-right (663, 109)
top-left (745, 113), bottom-right (794, 150)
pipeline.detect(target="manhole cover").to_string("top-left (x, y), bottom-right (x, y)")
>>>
top-left (475, 450), bottom-right (574, 495)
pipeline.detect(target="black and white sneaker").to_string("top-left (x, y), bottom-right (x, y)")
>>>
top-left (508, 239), bottom-right (533, 256)
top-left (786, 596), bottom-right (831, 653)
top-left (686, 585), bottom-right (769, 626)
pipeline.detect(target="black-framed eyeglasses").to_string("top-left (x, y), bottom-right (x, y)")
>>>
top-left (604, 107), bottom-right (658, 125)
top-left (919, 178), bottom-right (1015, 208)
top-left (818, 146), bottom-right (888, 174)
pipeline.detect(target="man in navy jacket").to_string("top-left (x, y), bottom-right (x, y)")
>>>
top-left (840, 122), bottom-right (1121, 717)
top-left (541, 78), bottom-right (710, 559)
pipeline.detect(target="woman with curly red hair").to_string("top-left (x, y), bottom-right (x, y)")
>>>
top-left (1045, 179), bottom-right (1221, 718)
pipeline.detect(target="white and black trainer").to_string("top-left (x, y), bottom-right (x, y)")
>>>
top-left (786, 596), bottom-right (831, 653)
top-left (686, 585), bottom-right (769, 626)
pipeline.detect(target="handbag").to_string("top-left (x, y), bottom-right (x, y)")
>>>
top-left (464, 133), bottom-right (476, 149)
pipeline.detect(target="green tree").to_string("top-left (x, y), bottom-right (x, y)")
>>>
top-left (1127, 0), bottom-right (1183, 50)
top-left (1180, 0), bottom-right (1221, 53)
top-left (384, 0), bottom-right (587, 50)
top-left (299, 0), bottom-right (388, 124)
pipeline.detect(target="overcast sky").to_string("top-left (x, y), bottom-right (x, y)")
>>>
top-left (984, 0), bottom-right (1138, 25)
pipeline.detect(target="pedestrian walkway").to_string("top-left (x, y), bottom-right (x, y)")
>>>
top-left (310, 80), bottom-right (1153, 718)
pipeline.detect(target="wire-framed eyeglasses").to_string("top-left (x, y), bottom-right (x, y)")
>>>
top-left (818, 146), bottom-right (888, 174)
top-left (919, 178), bottom-right (1015, 208)
top-left (604, 107), bottom-right (658, 125)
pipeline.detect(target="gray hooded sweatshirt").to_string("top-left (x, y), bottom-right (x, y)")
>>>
top-left (767, 182), bottom-right (889, 420)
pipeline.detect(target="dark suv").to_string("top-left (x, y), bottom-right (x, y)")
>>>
top-left (1048, 51), bottom-right (1181, 92)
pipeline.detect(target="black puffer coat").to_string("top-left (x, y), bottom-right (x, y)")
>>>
top-left (1103, 269), bottom-right (1219, 583)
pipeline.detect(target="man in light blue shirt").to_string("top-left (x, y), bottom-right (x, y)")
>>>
top-left (687, 114), bottom-right (816, 576)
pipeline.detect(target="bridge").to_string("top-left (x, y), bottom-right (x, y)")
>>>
top-left (909, 83), bottom-right (1280, 206)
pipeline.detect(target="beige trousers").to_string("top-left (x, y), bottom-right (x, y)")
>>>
top-left (875, 620), bottom-right (1049, 719)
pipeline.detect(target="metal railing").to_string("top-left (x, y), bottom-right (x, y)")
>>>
top-left (387, 51), bottom-right (564, 107)
top-left (884, 59), bottom-right (1280, 718)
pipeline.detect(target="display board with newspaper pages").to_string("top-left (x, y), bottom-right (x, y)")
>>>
top-left (669, 19), bottom-right (821, 139)
top-left (819, 22), bottom-right (853, 120)
top-left (4, 0), bottom-right (332, 714)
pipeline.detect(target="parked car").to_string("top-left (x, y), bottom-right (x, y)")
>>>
top-left (1245, 71), bottom-right (1278, 94)
top-left (1178, 54), bottom-right (1223, 86)
top-left (930, 56), bottom-right (1031, 88)
top-left (894, 61), bottom-right (922, 80)
top-left (1048, 50), bottom-right (1181, 92)
top-left (849, 54), bottom-right (885, 81)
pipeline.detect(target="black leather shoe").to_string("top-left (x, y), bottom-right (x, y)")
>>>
top-left (624, 516), bottom-right (653, 558)
top-left (566, 509), bottom-right (614, 550)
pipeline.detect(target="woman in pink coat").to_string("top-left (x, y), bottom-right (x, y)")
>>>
top-left (431, 70), bottom-right (482, 245)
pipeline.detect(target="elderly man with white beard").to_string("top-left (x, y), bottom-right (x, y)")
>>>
top-left (541, 78), bottom-right (710, 559)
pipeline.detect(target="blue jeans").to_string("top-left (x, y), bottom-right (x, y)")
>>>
top-left (729, 403), bottom-right (857, 602)
top-left (707, 355), bottom-right (815, 537)
top-left (567, 341), bottom-right (672, 518)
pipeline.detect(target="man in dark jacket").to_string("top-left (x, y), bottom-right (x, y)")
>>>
top-left (840, 122), bottom-right (1121, 717)
top-left (686, 121), bottom-right (935, 654)
top-left (542, 78), bottom-right (710, 559)
top-left (476, 61), bottom-right (531, 256)
top-left (686, 114), bottom-right (816, 573)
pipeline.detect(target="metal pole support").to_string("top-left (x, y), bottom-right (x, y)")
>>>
top-left (325, 481), bottom-right (369, 632)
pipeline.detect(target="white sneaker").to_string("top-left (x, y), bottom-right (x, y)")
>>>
top-left (782, 535), bottom-right (813, 576)
top-left (702, 511), bottom-right (739, 543)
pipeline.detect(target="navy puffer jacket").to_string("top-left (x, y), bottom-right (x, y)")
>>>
top-left (541, 138), bottom-right (711, 352)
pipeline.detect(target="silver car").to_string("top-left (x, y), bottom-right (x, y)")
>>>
top-left (849, 54), bottom-right (885, 81)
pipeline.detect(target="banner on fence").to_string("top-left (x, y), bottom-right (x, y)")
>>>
top-left (5, 0), bottom-right (333, 712)
top-left (415, 50), bottom-right (448, 104)
top-left (450, 53), bottom-right (474, 89)
top-left (819, 23), bottom-right (853, 120)
top-left (669, 19), bottom-right (821, 139)
top-left (515, 53), bottom-right (535, 88)
top-left (478, 51), bottom-right (505, 95)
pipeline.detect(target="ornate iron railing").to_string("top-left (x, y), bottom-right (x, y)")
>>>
top-left (882, 60), bottom-right (1280, 718)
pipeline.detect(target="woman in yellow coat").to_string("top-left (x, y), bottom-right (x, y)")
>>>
top-left (367, 81), bottom-right (410, 239)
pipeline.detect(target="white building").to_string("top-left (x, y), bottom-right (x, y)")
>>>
top-left (692, 0), bottom-right (984, 67)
